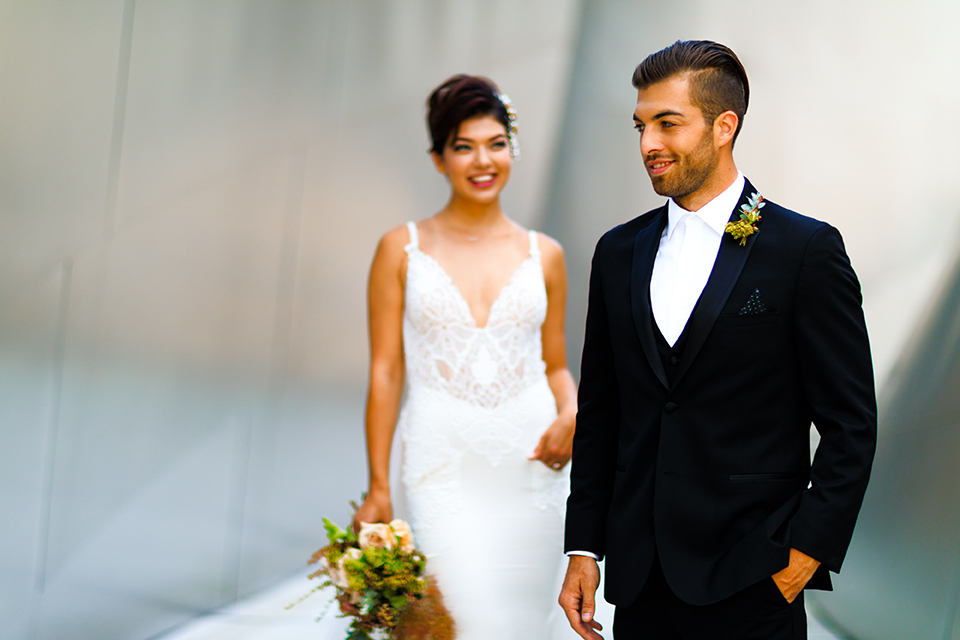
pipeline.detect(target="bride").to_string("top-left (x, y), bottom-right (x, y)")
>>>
top-left (352, 74), bottom-right (580, 639)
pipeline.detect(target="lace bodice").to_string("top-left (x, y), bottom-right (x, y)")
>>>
top-left (402, 221), bottom-right (548, 408)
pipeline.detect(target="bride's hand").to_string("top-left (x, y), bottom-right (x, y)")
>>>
top-left (352, 490), bottom-right (393, 531)
top-left (529, 411), bottom-right (576, 470)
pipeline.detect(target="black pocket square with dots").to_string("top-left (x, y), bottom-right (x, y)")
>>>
top-left (739, 288), bottom-right (768, 316)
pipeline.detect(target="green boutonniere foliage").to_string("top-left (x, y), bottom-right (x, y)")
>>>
top-left (725, 191), bottom-right (765, 246)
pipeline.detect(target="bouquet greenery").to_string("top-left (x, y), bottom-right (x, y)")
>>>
top-left (301, 515), bottom-right (454, 640)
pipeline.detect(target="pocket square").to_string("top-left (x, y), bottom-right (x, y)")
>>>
top-left (739, 288), bottom-right (768, 316)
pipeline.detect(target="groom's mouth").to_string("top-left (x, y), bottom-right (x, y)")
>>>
top-left (647, 158), bottom-right (674, 176)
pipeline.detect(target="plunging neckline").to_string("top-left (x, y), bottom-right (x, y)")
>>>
top-left (409, 247), bottom-right (538, 330)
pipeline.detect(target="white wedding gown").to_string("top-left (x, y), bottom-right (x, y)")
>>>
top-left (395, 221), bottom-right (579, 640)
top-left (157, 223), bottom-right (611, 640)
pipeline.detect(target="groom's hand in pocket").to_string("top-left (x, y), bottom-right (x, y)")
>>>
top-left (771, 547), bottom-right (821, 603)
top-left (560, 555), bottom-right (604, 639)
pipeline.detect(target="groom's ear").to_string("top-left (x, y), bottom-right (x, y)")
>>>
top-left (714, 110), bottom-right (739, 149)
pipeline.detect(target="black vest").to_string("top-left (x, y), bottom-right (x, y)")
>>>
top-left (652, 300), bottom-right (699, 387)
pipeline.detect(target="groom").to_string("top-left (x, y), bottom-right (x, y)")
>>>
top-left (559, 41), bottom-right (877, 639)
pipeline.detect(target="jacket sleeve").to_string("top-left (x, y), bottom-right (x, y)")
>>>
top-left (788, 224), bottom-right (878, 573)
top-left (564, 235), bottom-right (622, 558)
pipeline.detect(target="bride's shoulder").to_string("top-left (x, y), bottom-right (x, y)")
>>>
top-left (376, 221), bottom-right (423, 255)
top-left (379, 223), bottom-right (412, 248)
top-left (506, 219), bottom-right (562, 255)
top-left (379, 217), bottom-right (438, 247)
top-left (533, 231), bottom-right (565, 262)
top-left (370, 224), bottom-right (417, 276)
top-left (530, 231), bottom-right (567, 289)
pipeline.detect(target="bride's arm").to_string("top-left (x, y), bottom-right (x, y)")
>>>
top-left (530, 234), bottom-right (578, 470)
top-left (354, 226), bottom-right (408, 529)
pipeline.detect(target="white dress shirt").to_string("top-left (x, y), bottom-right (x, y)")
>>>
top-left (566, 174), bottom-right (745, 562)
top-left (650, 173), bottom-right (745, 346)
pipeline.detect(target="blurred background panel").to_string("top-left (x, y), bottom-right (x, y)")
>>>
top-left (1, 1), bottom-right (959, 639)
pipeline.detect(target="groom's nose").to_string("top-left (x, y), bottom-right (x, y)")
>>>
top-left (640, 129), bottom-right (663, 158)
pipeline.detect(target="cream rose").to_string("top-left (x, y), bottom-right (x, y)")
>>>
top-left (389, 519), bottom-right (416, 552)
top-left (332, 548), bottom-right (362, 589)
top-left (327, 562), bottom-right (348, 589)
top-left (358, 522), bottom-right (395, 550)
top-left (320, 556), bottom-right (345, 587)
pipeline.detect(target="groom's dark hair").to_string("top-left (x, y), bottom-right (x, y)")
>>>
top-left (632, 40), bottom-right (749, 145)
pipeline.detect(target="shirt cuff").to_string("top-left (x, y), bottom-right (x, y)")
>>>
top-left (566, 550), bottom-right (600, 560)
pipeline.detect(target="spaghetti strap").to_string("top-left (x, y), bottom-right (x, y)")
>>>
top-left (527, 229), bottom-right (540, 259)
top-left (405, 221), bottom-right (419, 252)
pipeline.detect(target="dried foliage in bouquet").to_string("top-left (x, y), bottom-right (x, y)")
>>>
top-left (392, 580), bottom-right (455, 640)
top-left (292, 512), bottom-right (455, 640)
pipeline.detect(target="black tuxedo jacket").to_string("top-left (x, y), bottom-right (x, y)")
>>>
top-left (564, 179), bottom-right (877, 607)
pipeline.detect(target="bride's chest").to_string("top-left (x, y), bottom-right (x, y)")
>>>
top-left (404, 252), bottom-right (547, 333)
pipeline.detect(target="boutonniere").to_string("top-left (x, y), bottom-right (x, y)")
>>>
top-left (725, 191), bottom-right (765, 246)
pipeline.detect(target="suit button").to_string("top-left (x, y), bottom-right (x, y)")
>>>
top-left (668, 356), bottom-right (679, 366)
top-left (664, 402), bottom-right (678, 414)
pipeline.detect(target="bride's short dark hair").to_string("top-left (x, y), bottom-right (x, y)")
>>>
top-left (426, 75), bottom-right (511, 155)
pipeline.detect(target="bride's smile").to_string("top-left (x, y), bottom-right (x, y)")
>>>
top-left (432, 115), bottom-right (512, 206)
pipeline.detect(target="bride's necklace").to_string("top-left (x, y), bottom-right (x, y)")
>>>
top-left (446, 222), bottom-right (502, 242)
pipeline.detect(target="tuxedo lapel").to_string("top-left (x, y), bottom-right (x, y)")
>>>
top-left (672, 180), bottom-right (759, 388)
top-left (631, 207), bottom-right (669, 389)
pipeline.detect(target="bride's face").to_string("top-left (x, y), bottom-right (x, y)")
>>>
top-left (432, 115), bottom-right (512, 205)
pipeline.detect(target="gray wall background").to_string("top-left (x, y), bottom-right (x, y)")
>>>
top-left (2, 1), bottom-right (959, 639)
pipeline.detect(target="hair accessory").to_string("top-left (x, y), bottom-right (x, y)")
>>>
top-left (497, 93), bottom-right (521, 160)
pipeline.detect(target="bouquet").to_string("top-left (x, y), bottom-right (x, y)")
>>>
top-left (299, 514), bottom-right (455, 640)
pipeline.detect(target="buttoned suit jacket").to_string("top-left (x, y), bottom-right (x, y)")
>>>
top-left (564, 179), bottom-right (877, 607)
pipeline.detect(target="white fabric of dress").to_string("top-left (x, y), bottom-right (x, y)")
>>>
top-left (397, 221), bottom-right (578, 640)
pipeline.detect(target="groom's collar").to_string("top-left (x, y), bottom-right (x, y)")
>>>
top-left (664, 172), bottom-right (745, 240)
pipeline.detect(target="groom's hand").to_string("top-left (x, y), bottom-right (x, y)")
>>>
top-left (559, 555), bottom-right (604, 639)
top-left (772, 547), bottom-right (821, 603)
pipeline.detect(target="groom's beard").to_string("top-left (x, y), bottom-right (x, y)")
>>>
top-left (646, 128), bottom-right (719, 202)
